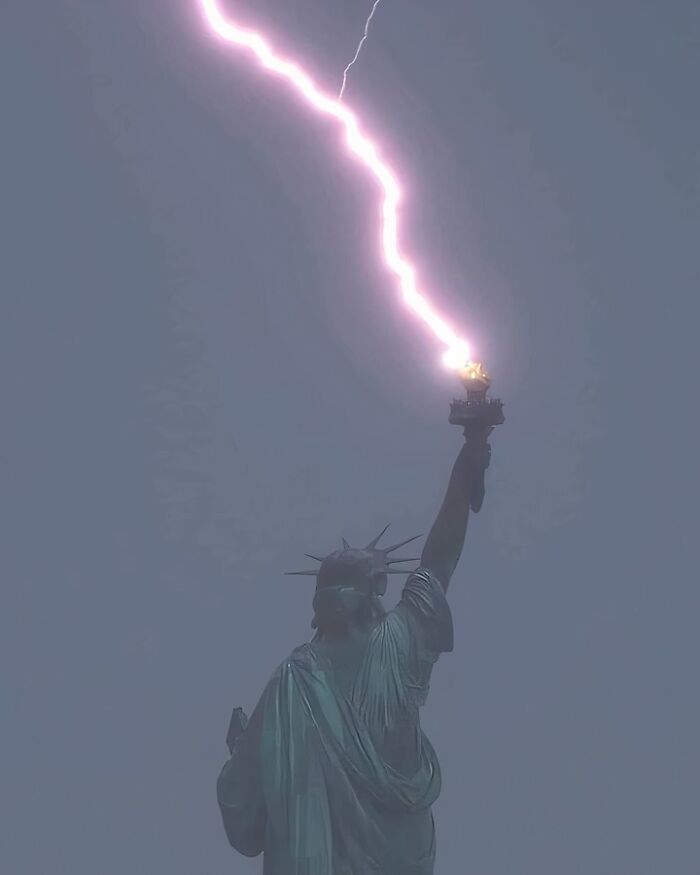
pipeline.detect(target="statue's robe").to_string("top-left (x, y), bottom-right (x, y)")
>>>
top-left (217, 569), bottom-right (453, 875)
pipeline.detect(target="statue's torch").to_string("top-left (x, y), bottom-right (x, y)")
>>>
top-left (449, 361), bottom-right (504, 433)
top-left (449, 362), bottom-right (504, 512)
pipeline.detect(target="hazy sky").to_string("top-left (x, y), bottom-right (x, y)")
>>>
top-left (2, 2), bottom-right (699, 873)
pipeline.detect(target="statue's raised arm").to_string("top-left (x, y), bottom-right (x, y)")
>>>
top-left (420, 430), bottom-right (493, 592)
top-left (421, 361), bottom-right (504, 591)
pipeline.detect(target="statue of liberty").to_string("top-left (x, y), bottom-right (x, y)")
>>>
top-left (216, 369), bottom-right (502, 874)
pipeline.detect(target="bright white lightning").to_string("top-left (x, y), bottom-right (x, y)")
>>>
top-left (198, 0), bottom-right (472, 369)
top-left (339, 0), bottom-right (383, 101)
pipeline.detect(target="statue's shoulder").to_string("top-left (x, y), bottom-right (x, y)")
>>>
top-left (291, 641), bottom-right (317, 668)
top-left (395, 567), bottom-right (454, 657)
top-left (271, 642), bottom-right (319, 677)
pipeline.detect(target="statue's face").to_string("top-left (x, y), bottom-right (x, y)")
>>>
top-left (373, 572), bottom-right (388, 597)
top-left (318, 549), bottom-right (372, 589)
top-left (312, 551), bottom-right (388, 632)
top-left (315, 549), bottom-right (388, 602)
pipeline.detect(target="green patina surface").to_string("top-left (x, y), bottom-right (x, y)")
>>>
top-left (218, 569), bottom-right (452, 875)
top-left (217, 437), bottom-right (495, 873)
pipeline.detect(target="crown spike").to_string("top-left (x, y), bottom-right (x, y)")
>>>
top-left (304, 553), bottom-right (325, 563)
top-left (385, 534), bottom-right (422, 554)
top-left (366, 523), bottom-right (391, 551)
top-left (387, 557), bottom-right (420, 564)
top-left (342, 538), bottom-right (351, 549)
top-left (285, 571), bottom-right (320, 577)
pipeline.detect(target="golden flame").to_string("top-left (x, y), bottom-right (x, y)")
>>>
top-left (457, 360), bottom-right (490, 390)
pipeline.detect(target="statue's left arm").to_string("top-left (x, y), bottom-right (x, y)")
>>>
top-left (420, 430), bottom-right (492, 592)
top-left (217, 694), bottom-right (267, 857)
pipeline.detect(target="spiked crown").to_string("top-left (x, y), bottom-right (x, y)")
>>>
top-left (286, 524), bottom-right (421, 597)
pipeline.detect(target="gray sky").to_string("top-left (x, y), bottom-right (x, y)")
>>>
top-left (2, 1), bottom-right (699, 873)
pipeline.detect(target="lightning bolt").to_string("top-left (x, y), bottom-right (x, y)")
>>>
top-left (198, 0), bottom-right (472, 369)
top-left (339, 0), bottom-right (383, 101)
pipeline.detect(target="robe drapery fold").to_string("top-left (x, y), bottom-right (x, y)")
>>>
top-left (217, 568), bottom-right (453, 875)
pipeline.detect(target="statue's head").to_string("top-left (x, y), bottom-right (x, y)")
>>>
top-left (286, 526), bottom-right (421, 634)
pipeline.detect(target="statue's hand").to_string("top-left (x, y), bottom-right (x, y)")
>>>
top-left (462, 426), bottom-right (493, 469)
top-left (226, 706), bottom-right (249, 755)
top-left (458, 427), bottom-right (492, 513)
